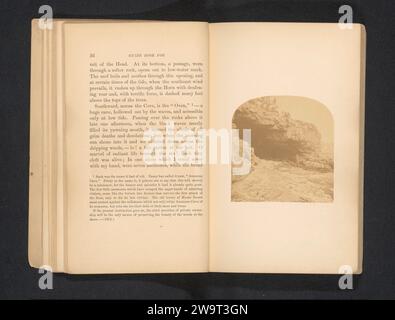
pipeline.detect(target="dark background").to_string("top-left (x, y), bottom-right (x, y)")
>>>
top-left (0, 0), bottom-right (394, 299)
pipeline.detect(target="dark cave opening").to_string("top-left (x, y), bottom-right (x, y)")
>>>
top-left (236, 126), bottom-right (300, 162)
top-left (251, 134), bottom-right (300, 162)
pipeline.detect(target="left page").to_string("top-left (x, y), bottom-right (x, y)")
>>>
top-left (63, 21), bottom-right (209, 273)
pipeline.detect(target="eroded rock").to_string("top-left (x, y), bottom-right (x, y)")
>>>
top-left (232, 97), bottom-right (332, 172)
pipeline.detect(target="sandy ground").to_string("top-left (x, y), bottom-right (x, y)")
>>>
top-left (232, 158), bottom-right (333, 202)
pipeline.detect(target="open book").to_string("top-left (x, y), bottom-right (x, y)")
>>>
top-left (29, 19), bottom-right (365, 274)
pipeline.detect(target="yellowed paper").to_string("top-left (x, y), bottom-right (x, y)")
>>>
top-left (208, 23), bottom-right (365, 274)
top-left (63, 21), bottom-right (209, 273)
top-left (29, 20), bottom-right (364, 274)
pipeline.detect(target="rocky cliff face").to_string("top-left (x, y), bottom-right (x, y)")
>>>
top-left (232, 97), bottom-right (332, 172)
top-left (231, 97), bottom-right (333, 202)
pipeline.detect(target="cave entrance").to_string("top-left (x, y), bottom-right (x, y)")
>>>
top-left (251, 134), bottom-right (299, 162)
top-left (236, 127), bottom-right (300, 162)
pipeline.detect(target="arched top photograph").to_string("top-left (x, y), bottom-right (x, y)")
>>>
top-left (231, 96), bottom-right (334, 203)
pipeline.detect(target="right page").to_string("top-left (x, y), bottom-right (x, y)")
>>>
top-left (209, 23), bottom-right (365, 273)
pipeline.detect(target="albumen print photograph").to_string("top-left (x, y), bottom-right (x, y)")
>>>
top-left (232, 96), bottom-right (334, 202)
top-left (3, 0), bottom-right (386, 302)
